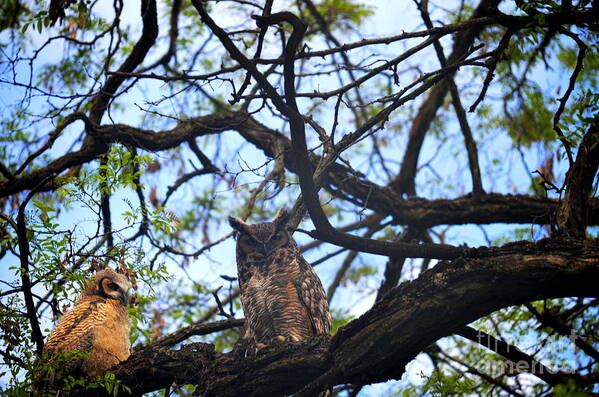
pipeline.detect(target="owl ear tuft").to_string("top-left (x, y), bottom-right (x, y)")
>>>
top-left (274, 208), bottom-right (291, 228)
top-left (229, 216), bottom-right (248, 233)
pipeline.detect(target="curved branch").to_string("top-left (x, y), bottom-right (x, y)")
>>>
top-left (88, 0), bottom-right (158, 123)
top-left (2, 112), bottom-right (598, 229)
top-left (556, 117), bottom-right (599, 237)
top-left (305, 237), bottom-right (599, 394)
top-left (390, 0), bottom-right (500, 196)
top-left (552, 28), bottom-right (587, 167)
top-left (96, 237), bottom-right (599, 396)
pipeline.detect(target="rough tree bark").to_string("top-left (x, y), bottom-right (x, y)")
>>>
top-left (77, 238), bottom-right (599, 397)
top-left (556, 118), bottom-right (599, 237)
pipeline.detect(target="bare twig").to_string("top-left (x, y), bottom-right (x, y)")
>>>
top-left (552, 28), bottom-right (587, 167)
top-left (415, 0), bottom-right (484, 195)
top-left (145, 318), bottom-right (244, 349)
top-left (211, 286), bottom-right (233, 319)
top-left (469, 28), bottom-right (515, 112)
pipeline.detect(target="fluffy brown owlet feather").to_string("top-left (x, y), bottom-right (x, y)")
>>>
top-left (43, 269), bottom-right (131, 379)
top-left (229, 209), bottom-right (332, 345)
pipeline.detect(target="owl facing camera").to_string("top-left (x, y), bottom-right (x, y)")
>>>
top-left (229, 209), bottom-right (331, 347)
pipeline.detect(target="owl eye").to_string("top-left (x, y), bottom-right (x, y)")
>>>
top-left (272, 233), bottom-right (282, 240)
top-left (108, 282), bottom-right (119, 290)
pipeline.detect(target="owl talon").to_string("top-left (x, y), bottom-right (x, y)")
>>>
top-left (233, 338), bottom-right (265, 357)
top-left (256, 342), bottom-right (268, 349)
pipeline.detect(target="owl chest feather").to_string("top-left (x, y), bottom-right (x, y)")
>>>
top-left (85, 301), bottom-right (130, 376)
top-left (231, 214), bottom-right (332, 344)
top-left (240, 250), bottom-right (314, 342)
top-left (45, 296), bottom-right (131, 377)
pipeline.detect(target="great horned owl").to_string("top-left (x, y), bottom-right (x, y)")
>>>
top-left (42, 269), bottom-right (131, 379)
top-left (229, 209), bottom-right (332, 345)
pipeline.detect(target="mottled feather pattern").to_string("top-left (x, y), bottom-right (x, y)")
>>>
top-left (230, 211), bottom-right (332, 346)
top-left (43, 269), bottom-right (131, 378)
top-left (44, 298), bottom-right (107, 354)
top-left (294, 255), bottom-right (332, 336)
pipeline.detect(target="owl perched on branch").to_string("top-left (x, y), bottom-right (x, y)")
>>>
top-left (42, 269), bottom-right (131, 380)
top-left (229, 209), bottom-right (332, 346)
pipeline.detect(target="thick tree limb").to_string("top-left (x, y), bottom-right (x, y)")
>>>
top-left (2, 112), bottom-right (598, 229)
top-left (112, 342), bottom-right (215, 396)
top-left (556, 119), bottom-right (599, 237)
top-left (307, 237), bottom-right (599, 393)
top-left (95, 238), bottom-right (599, 396)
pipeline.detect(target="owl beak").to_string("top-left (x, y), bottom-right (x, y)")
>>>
top-left (120, 290), bottom-right (130, 306)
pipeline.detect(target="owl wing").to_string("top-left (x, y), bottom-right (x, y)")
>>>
top-left (293, 256), bottom-right (332, 335)
top-left (44, 297), bottom-right (109, 369)
top-left (239, 283), bottom-right (258, 341)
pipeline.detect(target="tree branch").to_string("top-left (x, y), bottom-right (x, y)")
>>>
top-left (552, 28), bottom-right (587, 167)
top-left (96, 237), bottom-right (599, 396)
top-left (2, 112), bottom-right (597, 229)
top-left (390, 0), bottom-right (500, 196)
top-left (88, 0), bottom-right (158, 123)
top-left (556, 118), bottom-right (599, 237)
top-left (16, 181), bottom-right (48, 354)
top-left (415, 0), bottom-right (485, 196)
top-left (457, 326), bottom-right (592, 386)
top-left (525, 303), bottom-right (599, 362)
top-left (146, 318), bottom-right (244, 349)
